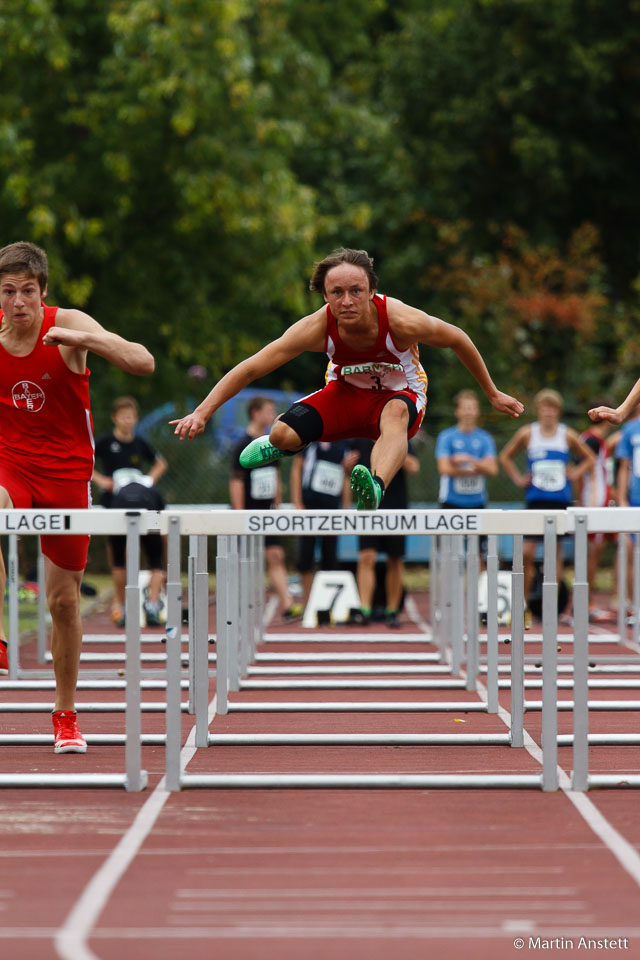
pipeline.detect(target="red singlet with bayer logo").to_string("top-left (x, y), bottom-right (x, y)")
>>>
top-left (0, 305), bottom-right (95, 480)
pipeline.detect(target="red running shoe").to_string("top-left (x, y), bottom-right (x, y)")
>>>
top-left (52, 710), bottom-right (87, 754)
top-left (0, 640), bottom-right (8, 675)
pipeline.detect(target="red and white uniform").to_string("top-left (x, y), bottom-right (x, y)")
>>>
top-left (301, 294), bottom-right (428, 441)
top-left (0, 304), bottom-right (94, 569)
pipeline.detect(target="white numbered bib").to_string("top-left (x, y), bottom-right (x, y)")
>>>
top-left (250, 466), bottom-right (277, 501)
top-left (341, 361), bottom-right (408, 392)
top-left (310, 460), bottom-right (344, 497)
top-left (453, 474), bottom-right (484, 496)
top-left (632, 446), bottom-right (640, 479)
top-left (531, 459), bottom-right (566, 493)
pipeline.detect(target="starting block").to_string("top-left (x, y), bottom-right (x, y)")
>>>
top-left (302, 570), bottom-right (360, 628)
top-left (477, 570), bottom-right (512, 626)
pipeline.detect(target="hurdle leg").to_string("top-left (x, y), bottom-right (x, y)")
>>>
top-left (125, 514), bottom-right (147, 792)
top-left (572, 514), bottom-right (589, 791)
top-left (227, 536), bottom-right (240, 691)
top-left (465, 535), bottom-right (479, 690)
top-left (450, 537), bottom-right (464, 675)
top-left (37, 541), bottom-right (47, 664)
top-left (7, 534), bottom-right (20, 679)
top-left (248, 537), bottom-right (259, 661)
top-left (633, 533), bottom-right (640, 648)
top-left (187, 535), bottom-right (197, 713)
top-left (239, 536), bottom-right (251, 678)
top-left (617, 532), bottom-right (627, 642)
top-left (542, 515), bottom-right (559, 791)
top-left (510, 534), bottom-right (525, 747)
top-left (194, 535), bottom-right (210, 748)
top-left (486, 534), bottom-right (499, 713)
top-left (440, 536), bottom-right (453, 665)
top-left (256, 535), bottom-right (265, 647)
top-left (165, 516), bottom-right (183, 791)
top-left (215, 535), bottom-right (229, 716)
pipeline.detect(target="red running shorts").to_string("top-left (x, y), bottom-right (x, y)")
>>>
top-left (300, 379), bottom-right (424, 442)
top-left (0, 461), bottom-right (91, 571)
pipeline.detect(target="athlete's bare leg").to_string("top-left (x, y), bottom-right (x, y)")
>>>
top-left (148, 569), bottom-right (163, 604)
top-left (385, 556), bottom-right (404, 611)
top-left (356, 548), bottom-right (377, 610)
top-left (370, 399), bottom-right (410, 488)
top-left (265, 544), bottom-right (295, 613)
top-left (523, 539), bottom-right (537, 603)
top-left (0, 485), bottom-right (14, 645)
top-left (44, 558), bottom-right (83, 711)
top-left (112, 566), bottom-right (126, 609)
top-left (269, 420), bottom-right (307, 453)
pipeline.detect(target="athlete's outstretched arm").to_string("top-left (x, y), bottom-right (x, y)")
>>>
top-left (387, 299), bottom-right (524, 419)
top-left (43, 309), bottom-right (154, 375)
top-left (171, 310), bottom-right (327, 440)
top-left (589, 378), bottom-right (640, 425)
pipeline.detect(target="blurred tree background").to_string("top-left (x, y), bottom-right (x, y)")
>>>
top-left (2, 0), bottom-right (640, 505)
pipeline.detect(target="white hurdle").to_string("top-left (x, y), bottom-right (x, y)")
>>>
top-left (0, 509), bottom-right (155, 790)
top-left (5, 505), bottom-right (639, 792)
top-left (163, 507), bottom-right (590, 791)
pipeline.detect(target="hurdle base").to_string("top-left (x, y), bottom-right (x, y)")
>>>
top-left (0, 771), bottom-right (148, 790)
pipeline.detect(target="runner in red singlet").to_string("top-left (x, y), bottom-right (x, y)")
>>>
top-left (0, 241), bottom-right (154, 752)
top-left (172, 248), bottom-right (523, 508)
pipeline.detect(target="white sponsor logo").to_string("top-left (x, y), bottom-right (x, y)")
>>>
top-left (12, 380), bottom-right (45, 412)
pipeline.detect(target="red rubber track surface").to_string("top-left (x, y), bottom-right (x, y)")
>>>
top-left (1, 591), bottom-right (639, 960)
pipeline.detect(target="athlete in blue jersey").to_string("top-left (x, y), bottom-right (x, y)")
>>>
top-left (500, 389), bottom-right (595, 618)
top-left (614, 414), bottom-right (640, 613)
top-left (615, 415), bottom-right (640, 506)
top-left (436, 390), bottom-right (497, 509)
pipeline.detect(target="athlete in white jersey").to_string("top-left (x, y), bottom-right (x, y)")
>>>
top-left (500, 389), bottom-right (595, 621)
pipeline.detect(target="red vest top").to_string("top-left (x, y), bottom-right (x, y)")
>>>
top-left (324, 294), bottom-right (428, 409)
top-left (0, 305), bottom-right (95, 480)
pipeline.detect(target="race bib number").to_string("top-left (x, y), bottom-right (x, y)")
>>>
top-left (310, 460), bottom-right (344, 497)
top-left (633, 447), bottom-right (640, 479)
top-left (341, 361), bottom-right (408, 392)
top-left (453, 474), bottom-right (484, 496)
top-left (250, 466), bottom-right (277, 501)
top-left (531, 459), bottom-right (566, 493)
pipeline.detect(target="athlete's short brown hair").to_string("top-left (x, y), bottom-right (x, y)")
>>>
top-left (112, 396), bottom-right (139, 417)
top-left (454, 389), bottom-right (479, 410)
top-left (0, 241), bottom-right (48, 292)
top-left (247, 395), bottom-right (275, 418)
top-left (309, 248), bottom-right (378, 295)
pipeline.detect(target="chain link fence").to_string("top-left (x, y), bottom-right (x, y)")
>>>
top-left (146, 406), bottom-right (595, 508)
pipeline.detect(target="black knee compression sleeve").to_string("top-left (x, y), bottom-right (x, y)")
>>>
top-left (278, 402), bottom-right (324, 444)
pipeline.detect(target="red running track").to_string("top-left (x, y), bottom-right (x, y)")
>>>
top-left (1, 592), bottom-right (639, 960)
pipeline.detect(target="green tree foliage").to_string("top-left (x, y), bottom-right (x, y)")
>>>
top-left (1, 0), bottom-right (639, 437)
top-left (377, 0), bottom-right (640, 295)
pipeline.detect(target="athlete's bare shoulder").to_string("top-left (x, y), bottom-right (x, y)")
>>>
top-left (386, 296), bottom-right (438, 347)
top-left (279, 305), bottom-right (327, 353)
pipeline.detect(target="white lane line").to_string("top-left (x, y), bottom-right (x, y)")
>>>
top-left (480, 669), bottom-right (640, 889)
top-left (54, 694), bottom-right (217, 960)
top-left (9, 924), bottom-right (640, 940)
top-left (406, 601), bottom-right (640, 890)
